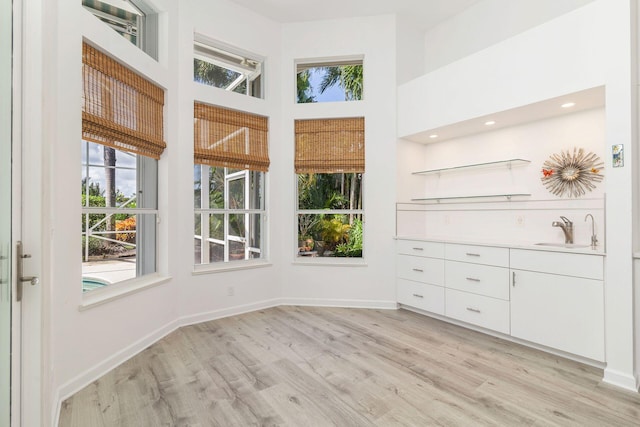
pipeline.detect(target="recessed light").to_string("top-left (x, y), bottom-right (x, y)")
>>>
top-left (429, 134), bottom-right (439, 139)
top-left (561, 102), bottom-right (576, 108)
top-left (485, 120), bottom-right (496, 126)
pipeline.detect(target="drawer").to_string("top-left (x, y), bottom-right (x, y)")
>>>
top-left (397, 255), bottom-right (444, 285)
top-left (510, 249), bottom-right (603, 280)
top-left (397, 239), bottom-right (444, 258)
top-left (397, 279), bottom-right (445, 315)
top-left (445, 261), bottom-right (510, 300)
top-left (445, 289), bottom-right (510, 334)
top-left (445, 243), bottom-right (509, 267)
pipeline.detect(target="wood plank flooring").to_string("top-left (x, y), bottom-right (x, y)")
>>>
top-left (59, 307), bottom-right (640, 426)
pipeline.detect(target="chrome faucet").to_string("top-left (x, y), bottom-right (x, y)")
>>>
top-left (585, 214), bottom-right (598, 249)
top-left (552, 216), bottom-right (573, 244)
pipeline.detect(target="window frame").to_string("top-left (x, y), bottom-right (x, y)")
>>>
top-left (193, 35), bottom-right (265, 99)
top-left (81, 141), bottom-right (159, 291)
top-left (194, 165), bottom-right (268, 270)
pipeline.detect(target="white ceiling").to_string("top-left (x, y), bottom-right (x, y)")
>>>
top-left (227, 0), bottom-right (481, 31)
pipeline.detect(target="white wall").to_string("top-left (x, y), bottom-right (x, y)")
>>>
top-left (397, 109), bottom-right (606, 246)
top-left (279, 15), bottom-right (398, 307)
top-left (423, 0), bottom-right (596, 73)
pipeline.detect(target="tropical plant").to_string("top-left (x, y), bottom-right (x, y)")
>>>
top-left (319, 64), bottom-right (363, 101)
top-left (319, 216), bottom-right (350, 247)
top-left (194, 58), bottom-right (247, 94)
top-left (335, 218), bottom-right (363, 257)
top-left (296, 69), bottom-right (315, 103)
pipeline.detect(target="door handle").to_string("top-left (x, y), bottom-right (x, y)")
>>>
top-left (16, 241), bottom-right (39, 302)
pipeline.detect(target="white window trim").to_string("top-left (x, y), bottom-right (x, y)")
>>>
top-left (79, 273), bottom-right (171, 310)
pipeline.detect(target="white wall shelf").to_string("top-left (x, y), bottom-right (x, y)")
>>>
top-left (412, 158), bottom-right (530, 176)
top-left (411, 193), bottom-right (531, 203)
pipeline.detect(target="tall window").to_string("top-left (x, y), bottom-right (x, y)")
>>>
top-left (81, 42), bottom-right (165, 291)
top-left (82, 0), bottom-right (159, 60)
top-left (194, 37), bottom-right (264, 99)
top-left (295, 118), bottom-right (365, 258)
top-left (194, 103), bottom-right (268, 266)
top-left (296, 59), bottom-right (363, 103)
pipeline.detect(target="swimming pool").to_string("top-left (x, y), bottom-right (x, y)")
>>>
top-left (82, 277), bottom-right (109, 292)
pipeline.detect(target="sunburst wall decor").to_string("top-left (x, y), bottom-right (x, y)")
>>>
top-left (541, 148), bottom-right (604, 198)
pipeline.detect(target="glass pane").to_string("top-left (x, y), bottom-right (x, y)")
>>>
top-left (82, 0), bottom-right (144, 48)
top-left (296, 63), bottom-right (363, 103)
top-left (229, 177), bottom-right (245, 209)
top-left (82, 212), bottom-right (141, 291)
top-left (83, 142), bottom-right (138, 208)
top-left (229, 213), bottom-right (245, 237)
top-left (209, 214), bottom-right (224, 241)
top-left (209, 166), bottom-right (224, 209)
top-left (194, 213), bottom-right (202, 265)
top-left (247, 213), bottom-right (261, 250)
top-left (298, 173), bottom-right (363, 210)
top-left (209, 242), bottom-right (224, 263)
top-left (193, 41), bottom-right (263, 99)
top-left (193, 165), bottom-right (202, 209)
top-left (297, 214), bottom-right (363, 258)
top-left (249, 171), bottom-right (264, 210)
top-left (229, 240), bottom-right (245, 261)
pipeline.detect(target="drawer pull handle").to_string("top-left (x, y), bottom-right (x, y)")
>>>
top-left (412, 247), bottom-right (424, 251)
top-left (466, 277), bottom-right (481, 282)
top-left (466, 307), bottom-right (481, 313)
top-left (412, 294), bottom-right (424, 298)
top-left (466, 253), bottom-right (481, 257)
top-left (512, 271), bottom-right (516, 287)
top-left (412, 268), bottom-right (424, 272)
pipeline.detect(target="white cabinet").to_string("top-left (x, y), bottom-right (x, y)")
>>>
top-left (396, 239), bottom-right (606, 363)
top-left (510, 249), bottom-right (604, 361)
top-left (396, 240), bottom-right (445, 315)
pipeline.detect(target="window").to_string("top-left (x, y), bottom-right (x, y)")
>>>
top-left (295, 118), bottom-right (365, 258)
top-left (81, 42), bottom-right (166, 291)
top-left (82, 0), bottom-right (159, 60)
top-left (296, 59), bottom-right (363, 103)
top-left (194, 103), bottom-right (269, 266)
top-left (194, 37), bottom-right (264, 99)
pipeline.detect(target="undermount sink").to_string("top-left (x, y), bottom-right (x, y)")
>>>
top-left (534, 242), bottom-right (591, 249)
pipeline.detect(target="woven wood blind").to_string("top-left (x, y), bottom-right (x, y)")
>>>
top-left (194, 103), bottom-right (270, 171)
top-left (294, 117), bottom-right (365, 173)
top-left (82, 42), bottom-right (166, 159)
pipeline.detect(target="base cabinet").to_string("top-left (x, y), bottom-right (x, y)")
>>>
top-left (510, 269), bottom-right (604, 361)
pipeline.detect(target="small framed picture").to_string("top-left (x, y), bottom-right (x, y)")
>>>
top-left (612, 144), bottom-right (624, 168)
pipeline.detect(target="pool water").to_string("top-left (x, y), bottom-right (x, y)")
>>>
top-left (82, 277), bottom-right (109, 292)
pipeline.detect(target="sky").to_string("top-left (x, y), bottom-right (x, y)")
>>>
top-left (82, 141), bottom-right (138, 199)
top-left (307, 68), bottom-right (348, 103)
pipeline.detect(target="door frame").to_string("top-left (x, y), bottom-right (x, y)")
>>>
top-left (12, 0), bottom-right (44, 425)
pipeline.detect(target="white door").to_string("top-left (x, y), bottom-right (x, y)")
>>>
top-left (1, 0), bottom-right (13, 424)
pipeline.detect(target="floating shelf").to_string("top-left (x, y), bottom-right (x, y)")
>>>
top-left (412, 159), bottom-right (530, 176)
top-left (411, 193), bottom-right (532, 203)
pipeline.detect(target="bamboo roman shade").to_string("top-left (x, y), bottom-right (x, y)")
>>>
top-left (294, 117), bottom-right (365, 173)
top-left (82, 42), bottom-right (166, 159)
top-left (194, 103), bottom-right (270, 171)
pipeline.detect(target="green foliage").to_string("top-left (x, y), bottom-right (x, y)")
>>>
top-left (319, 216), bottom-right (350, 245)
top-left (319, 65), bottom-right (363, 101)
top-left (194, 59), bottom-right (247, 94)
top-left (335, 218), bottom-right (363, 257)
top-left (296, 69), bottom-right (315, 103)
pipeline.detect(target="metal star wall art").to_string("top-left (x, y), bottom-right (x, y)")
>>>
top-left (541, 148), bottom-right (604, 198)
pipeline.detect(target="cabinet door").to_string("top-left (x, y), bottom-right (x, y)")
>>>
top-left (510, 269), bottom-right (604, 361)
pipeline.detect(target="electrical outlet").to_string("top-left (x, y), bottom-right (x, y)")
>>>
top-left (516, 215), bottom-right (525, 227)
top-left (444, 215), bottom-right (451, 225)
top-left (227, 286), bottom-right (235, 296)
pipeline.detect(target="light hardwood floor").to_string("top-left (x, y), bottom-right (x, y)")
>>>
top-left (59, 306), bottom-right (640, 426)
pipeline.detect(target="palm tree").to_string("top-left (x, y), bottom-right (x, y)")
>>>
top-left (104, 146), bottom-right (116, 231)
top-left (319, 65), bottom-right (363, 101)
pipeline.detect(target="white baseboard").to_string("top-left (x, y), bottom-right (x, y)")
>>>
top-left (603, 368), bottom-right (639, 392)
top-left (279, 297), bottom-right (397, 309)
top-left (178, 298), bottom-right (281, 327)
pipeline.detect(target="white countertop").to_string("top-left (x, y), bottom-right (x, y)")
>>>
top-left (395, 235), bottom-right (605, 256)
